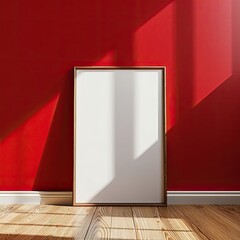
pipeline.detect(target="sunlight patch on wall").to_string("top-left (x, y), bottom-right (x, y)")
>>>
top-left (193, 0), bottom-right (232, 106)
top-left (134, 0), bottom-right (175, 63)
top-left (95, 50), bottom-right (115, 65)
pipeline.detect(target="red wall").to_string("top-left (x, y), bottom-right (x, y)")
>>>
top-left (0, 0), bottom-right (239, 191)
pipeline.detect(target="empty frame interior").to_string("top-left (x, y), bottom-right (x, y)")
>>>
top-left (74, 67), bottom-right (165, 205)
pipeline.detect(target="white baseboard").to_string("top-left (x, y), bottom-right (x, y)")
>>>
top-left (0, 191), bottom-right (72, 205)
top-left (1, 191), bottom-right (239, 205)
top-left (167, 191), bottom-right (240, 204)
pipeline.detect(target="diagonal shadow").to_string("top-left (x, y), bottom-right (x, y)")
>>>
top-left (33, 72), bottom-right (73, 190)
top-left (167, 0), bottom-right (240, 190)
top-left (175, 0), bottom-right (195, 120)
top-left (167, 75), bottom-right (240, 190)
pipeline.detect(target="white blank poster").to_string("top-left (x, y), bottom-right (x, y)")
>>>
top-left (74, 68), bottom-right (165, 204)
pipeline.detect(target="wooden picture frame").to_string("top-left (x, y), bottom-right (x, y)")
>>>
top-left (73, 66), bottom-right (167, 206)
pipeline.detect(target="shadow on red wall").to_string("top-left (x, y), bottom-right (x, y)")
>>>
top-left (167, 0), bottom-right (240, 190)
top-left (168, 75), bottom-right (240, 190)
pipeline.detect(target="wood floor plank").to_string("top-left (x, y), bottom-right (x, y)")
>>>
top-left (85, 207), bottom-right (112, 240)
top-left (110, 207), bottom-right (136, 240)
top-left (31, 205), bottom-right (95, 239)
top-left (168, 206), bottom-right (210, 240)
top-left (201, 205), bottom-right (240, 239)
top-left (70, 207), bottom-right (96, 239)
top-left (171, 205), bottom-right (240, 240)
top-left (0, 204), bottom-right (239, 239)
top-left (0, 204), bottom-right (18, 214)
top-left (0, 205), bottom-right (23, 222)
top-left (0, 205), bottom-right (31, 238)
top-left (0, 205), bottom-right (95, 240)
top-left (212, 205), bottom-right (240, 221)
top-left (11, 205), bottom-right (62, 239)
top-left (132, 207), bottom-right (164, 240)
top-left (158, 206), bottom-right (200, 240)
top-left (33, 204), bottom-right (94, 239)
top-left (0, 204), bottom-right (43, 239)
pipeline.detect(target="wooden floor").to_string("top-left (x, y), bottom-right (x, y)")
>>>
top-left (0, 205), bottom-right (239, 239)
